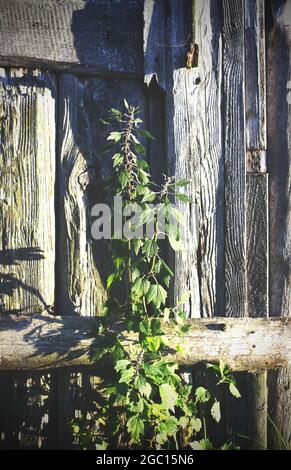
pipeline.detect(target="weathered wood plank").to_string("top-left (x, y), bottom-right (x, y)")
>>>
top-left (57, 74), bottom-right (147, 316)
top-left (245, 0), bottom-right (267, 172)
top-left (246, 150), bottom-right (268, 316)
top-left (0, 68), bottom-right (56, 314)
top-left (0, 315), bottom-right (290, 371)
top-left (0, 0), bottom-right (144, 77)
top-left (266, 0), bottom-right (291, 450)
top-left (222, 0), bottom-right (246, 317)
top-left (144, 0), bottom-right (166, 91)
top-left (163, 0), bottom-right (201, 317)
top-left (192, 0), bottom-right (224, 316)
top-left (246, 371), bottom-right (268, 449)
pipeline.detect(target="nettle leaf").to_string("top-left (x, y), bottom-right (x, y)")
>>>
top-left (229, 382), bottom-right (241, 398)
top-left (132, 239), bottom-right (143, 255)
top-left (175, 179), bottom-right (190, 187)
top-left (143, 335), bottom-right (161, 352)
top-left (175, 193), bottom-right (192, 203)
top-left (142, 240), bottom-right (158, 259)
top-left (168, 237), bottom-right (184, 252)
top-left (137, 129), bottom-right (154, 140)
top-left (134, 375), bottom-right (152, 399)
top-left (119, 366), bottom-right (135, 384)
top-left (211, 400), bottom-right (221, 423)
top-left (191, 417), bottom-right (202, 432)
top-left (127, 415), bottom-right (144, 444)
top-left (132, 277), bottom-right (150, 297)
top-left (118, 171), bottom-right (130, 190)
top-left (137, 159), bottom-right (150, 171)
top-left (124, 98), bottom-right (129, 110)
top-left (146, 284), bottom-right (167, 309)
top-left (110, 108), bottom-right (123, 119)
top-left (159, 383), bottom-right (178, 412)
top-left (113, 153), bottom-right (123, 168)
top-left (195, 386), bottom-right (211, 403)
top-left (107, 131), bottom-right (122, 142)
top-left (115, 359), bottom-right (131, 372)
top-left (141, 192), bottom-right (156, 203)
top-left (134, 142), bottom-right (146, 154)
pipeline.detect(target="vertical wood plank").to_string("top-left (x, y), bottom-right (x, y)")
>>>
top-left (164, 0), bottom-right (201, 317)
top-left (0, 68), bottom-right (56, 314)
top-left (57, 75), bottom-right (147, 316)
top-left (222, 0), bottom-right (246, 318)
top-left (246, 371), bottom-right (268, 449)
top-left (266, 0), bottom-right (291, 449)
top-left (193, 0), bottom-right (225, 316)
top-left (245, 0), bottom-right (267, 172)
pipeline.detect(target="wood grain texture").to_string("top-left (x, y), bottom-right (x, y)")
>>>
top-left (266, 0), bottom-right (291, 449)
top-left (192, 0), bottom-right (224, 316)
top-left (0, 68), bottom-right (56, 314)
top-left (245, 0), bottom-right (267, 172)
top-left (0, 314), bottom-right (290, 371)
top-left (247, 371), bottom-right (268, 449)
top-left (246, 162), bottom-right (268, 316)
top-left (57, 74), bottom-right (147, 316)
top-left (144, 0), bottom-right (166, 90)
top-left (222, 0), bottom-right (246, 317)
top-left (0, 0), bottom-right (143, 77)
top-left (163, 0), bottom-right (201, 317)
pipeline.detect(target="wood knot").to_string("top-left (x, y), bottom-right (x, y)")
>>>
top-left (77, 167), bottom-right (97, 191)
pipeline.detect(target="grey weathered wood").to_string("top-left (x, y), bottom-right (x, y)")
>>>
top-left (247, 371), bottom-right (268, 449)
top-left (0, 314), bottom-right (290, 372)
top-left (192, 0), bottom-right (225, 316)
top-left (246, 145), bottom-right (268, 316)
top-left (245, 0), bottom-right (267, 172)
top-left (266, 0), bottom-right (291, 450)
top-left (57, 74), bottom-right (147, 316)
top-left (144, 0), bottom-right (166, 91)
top-left (0, 68), bottom-right (56, 314)
top-left (0, 0), bottom-right (144, 77)
top-left (223, 0), bottom-right (246, 317)
top-left (158, 0), bottom-right (201, 317)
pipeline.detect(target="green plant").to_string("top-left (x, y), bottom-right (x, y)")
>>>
top-left (71, 101), bottom-right (240, 450)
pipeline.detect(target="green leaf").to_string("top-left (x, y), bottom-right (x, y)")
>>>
top-left (168, 237), bottom-right (184, 252)
top-left (143, 335), bottom-right (161, 352)
top-left (175, 193), bottom-right (192, 203)
top-left (146, 284), bottom-right (167, 309)
top-left (124, 98), bottom-right (129, 110)
top-left (142, 240), bottom-right (158, 259)
top-left (110, 108), bottom-right (123, 119)
top-left (127, 415), bottom-right (144, 444)
top-left (191, 417), bottom-right (202, 432)
top-left (141, 192), bottom-right (156, 203)
top-left (115, 359), bottom-right (131, 372)
top-left (137, 129), bottom-right (154, 140)
top-left (119, 366), bottom-right (135, 384)
top-left (175, 179), bottom-right (190, 187)
top-left (195, 386), bottom-right (211, 403)
top-left (211, 400), bottom-right (221, 423)
top-left (229, 383), bottom-right (241, 398)
top-left (107, 131), bottom-right (122, 142)
top-left (112, 153), bottom-right (123, 167)
top-left (132, 239), bottom-right (143, 255)
top-left (118, 171), bottom-right (130, 190)
top-left (133, 142), bottom-right (146, 154)
top-left (159, 383), bottom-right (178, 412)
top-left (134, 375), bottom-right (152, 399)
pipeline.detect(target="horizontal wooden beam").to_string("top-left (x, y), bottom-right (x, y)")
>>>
top-left (0, 0), bottom-right (144, 76)
top-left (0, 315), bottom-right (290, 372)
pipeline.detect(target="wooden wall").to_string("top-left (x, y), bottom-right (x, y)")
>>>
top-left (0, 0), bottom-right (290, 449)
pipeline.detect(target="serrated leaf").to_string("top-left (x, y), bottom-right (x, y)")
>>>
top-left (137, 129), bottom-right (154, 140)
top-left (159, 383), bottom-right (178, 412)
top-left (211, 400), bottom-right (221, 423)
top-left (124, 98), bottom-right (129, 110)
top-left (229, 383), bottom-right (241, 398)
top-left (127, 415), bottom-right (144, 443)
top-left (146, 284), bottom-right (167, 309)
top-left (115, 359), bottom-right (131, 372)
top-left (107, 131), bottom-right (122, 142)
top-left (175, 193), bottom-right (192, 203)
top-left (112, 153), bottom-right (123, 167)
top-left (191, 417), bottom-right (202, 432)
top-left (195, 386), bottom-right (211, 403)
top-left (175, 179), bottom-right (190, 187)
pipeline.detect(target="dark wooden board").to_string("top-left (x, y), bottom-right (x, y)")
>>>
top-left (0, 0), bottom-right (144, 77)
